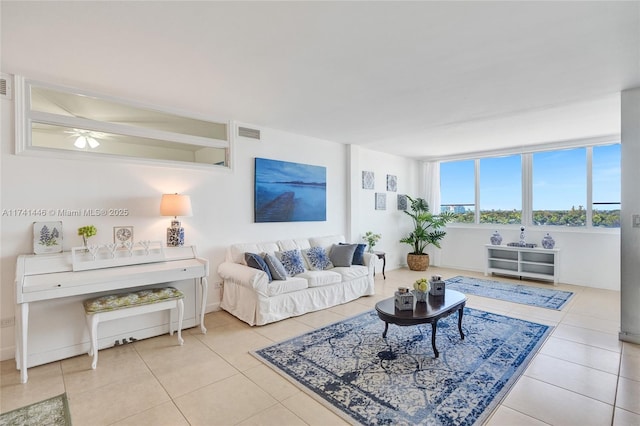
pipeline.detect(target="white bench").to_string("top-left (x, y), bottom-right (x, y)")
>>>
top-left (83, 287), bottom-right (184, 369)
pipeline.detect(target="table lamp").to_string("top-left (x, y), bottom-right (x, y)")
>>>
top-left (160, 193), bottom-right (192, 246)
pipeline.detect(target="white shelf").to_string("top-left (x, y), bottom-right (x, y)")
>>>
top-left (485, 244), bottom-right (559, 284)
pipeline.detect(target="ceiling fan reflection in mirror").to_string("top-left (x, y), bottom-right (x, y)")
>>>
top-left (64, 129), bottom-right (103, 149)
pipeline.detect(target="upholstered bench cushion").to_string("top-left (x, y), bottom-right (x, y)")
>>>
top-left (83, 287), bottom-right (184, 314)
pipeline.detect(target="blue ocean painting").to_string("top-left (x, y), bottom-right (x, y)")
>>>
top-left (255, 158), bottom-right (326, 222)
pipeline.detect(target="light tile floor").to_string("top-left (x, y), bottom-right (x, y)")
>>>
top-left (1, 267), bottom-right (639, 425)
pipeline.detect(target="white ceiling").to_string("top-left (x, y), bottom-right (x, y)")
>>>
top-left (2, 1), bottom-right (639, 159)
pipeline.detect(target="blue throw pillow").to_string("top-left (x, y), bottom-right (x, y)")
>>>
top-left (341, 242), bottom-right (366, 265)
top-left (244, 252), bottom-right (272, 282)
top-left (263, 253), bottom-right (288, 281)
top-left (303, 246), bottom-right (333, 270)
top-left (276, 249), bottom-right (306, 276)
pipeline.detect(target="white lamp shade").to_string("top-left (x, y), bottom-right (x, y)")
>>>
top-left (160, 194), bottom-right (192, 217)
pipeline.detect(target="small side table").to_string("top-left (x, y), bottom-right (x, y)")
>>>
top-left (373, 251), bottom-right (386, 279)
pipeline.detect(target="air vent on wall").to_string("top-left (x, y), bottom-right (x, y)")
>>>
top-left (0, 73), bottom-right (13, 100)
top-left (238, 126), bottom-right (261, 140)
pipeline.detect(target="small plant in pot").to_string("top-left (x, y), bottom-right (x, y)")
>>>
top-left (399, 196), bottom-right (454, 271)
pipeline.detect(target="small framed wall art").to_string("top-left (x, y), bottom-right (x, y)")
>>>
top-left (113, 226), bottom-right (134, 243)
top-left (397, 194), bottom-right (408, 211)
top-left (386, 174), bottom-right (397, 192)
top-left (362, 171), bottom-right (375, 190)
top-left (33, 221), bottom-right (63, 254)
top-left (375, 193), bottom-right (387, 210)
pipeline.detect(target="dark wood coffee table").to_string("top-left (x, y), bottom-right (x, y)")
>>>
top-left (374, 289), bottom-right (467, 358)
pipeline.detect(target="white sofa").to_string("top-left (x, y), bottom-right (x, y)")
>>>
top-left (217, 235), bottom-right (375, 326)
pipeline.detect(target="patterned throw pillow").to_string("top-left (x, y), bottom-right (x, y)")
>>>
top-left (276, 249), bottom-right (306, 276)
top-left (303, 246), bottom-right (333, 270)
top-left (340, 242), bottom-right (367, 265)
top-left (244, 252), bottom-right (272, 282)
top-left (263, 253), bottom-right (288, 281)
top-left (329, 244), bottom-right (357, 267)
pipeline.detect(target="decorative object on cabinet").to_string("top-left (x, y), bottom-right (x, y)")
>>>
top-left (400, 195), bottom-right (454, 271)
top-left (362, 171), bottom-right (375, 189)
top-left (72, 241), bottom-right (165, 271)
top-left (542, 233), bottom-right (556, 249)
top-left (375, 193), bottom-right (386, 210)
top-left (519, 226), bottom-right (526, 246)
top-left (254, 158), bottom-right (326, 222)
top-left (397, 194), bottom-right (408, 210)
top-left (490, 230), bottom-right (503, 245)
top-left (33, 221), bottom-right (63, 254)
top-left (77, 225), bottom-right (97, 247)
top-left (113, 226), bottom-right (134, 244)
top-left (386, 174), bottom-right (397, 192)
top-left (160, 193), bottom-right (192, 246)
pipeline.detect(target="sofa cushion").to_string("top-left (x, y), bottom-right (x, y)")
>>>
top-left (309, 235), bottom-right (346, 252)
top-left (276, 249), bottom-right (306, 276)
top-left (329, 244), bottom-right (357, 267)
top-left (332, 265), bottom-right (369, 281)
top-left (229, 242), bottom-right (279, 264)
top-left (302, 246), bottom-right (333, 270)
top-left (266, 277), bottom-right (309, 296)
top-left (340, 242), bottom-right (366, 265)
top-left (244, 252), bottom-right (272, 282)
top-left (297, 270), bottom-right (342, 287)
top-left (264, 253), bottom-right (288, 280)
top-left (278, 238), bottom-right (311, 252)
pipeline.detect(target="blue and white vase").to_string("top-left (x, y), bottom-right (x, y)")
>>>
top-left (490, 231), bottom-right (503, 245)
top-left (542, 233), bottom-right (555, 249)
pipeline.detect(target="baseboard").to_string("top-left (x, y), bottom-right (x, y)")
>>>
top-left (1, 345), bottom-right (16, 363)
top-left (206, 301), bottom-right (221, 313)
top-left (619, 331), bottom-right (640, 345)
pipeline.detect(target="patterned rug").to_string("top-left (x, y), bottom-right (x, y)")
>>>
top-left (0, 394), bottom-right (71, 426)
top-left (445, 275), bottom-right (573, 310)
top-left (253, 308), bottom-right (551, 425)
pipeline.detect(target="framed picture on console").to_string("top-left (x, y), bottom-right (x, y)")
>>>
top-left (33, 221), bottom-right (63, 254)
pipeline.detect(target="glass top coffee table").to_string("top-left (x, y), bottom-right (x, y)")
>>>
top-left (374, 289), bottom-right (467, 358)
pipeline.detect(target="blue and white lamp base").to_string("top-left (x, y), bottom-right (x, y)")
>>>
top-left (167, 220), bottom-right (185, 247)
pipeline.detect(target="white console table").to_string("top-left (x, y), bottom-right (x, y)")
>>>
top-left (485, 244), bottom-right (559, 284)
top-left (15, 245), bottom-right (208, 383)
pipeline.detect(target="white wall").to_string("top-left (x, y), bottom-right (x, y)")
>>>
top-left (348, 145), bottom-right (421, 271)
top-left (440, 226), bottom-right (620, 290)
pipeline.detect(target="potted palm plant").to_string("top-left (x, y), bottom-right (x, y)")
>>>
top-left (400, 196), bottom-right (454, 271)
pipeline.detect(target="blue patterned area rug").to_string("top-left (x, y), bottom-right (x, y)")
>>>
top-left (253, 308), bottom-right (551, 425)
top-left (446, 275), bottom-right (573, 310)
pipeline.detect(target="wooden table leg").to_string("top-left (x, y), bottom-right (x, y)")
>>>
top-left (457, 306), bottom-right (465, 340)
top-left (382, 322), bottom-right (389, 338)
top-left (431, 321), bottom-right (439, 358)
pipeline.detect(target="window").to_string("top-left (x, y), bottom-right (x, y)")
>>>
top-left (437, 141), bottom-right (620, 229)
top-left (592, 144), bottom-right (621, 227)
top-left (533, 148), bottom-right (586, 226)
top-left (440, 160), bottom-right (475, 223)
top-left (479, 155), bottom-right (521, 224)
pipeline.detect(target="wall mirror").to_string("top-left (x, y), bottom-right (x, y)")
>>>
top-left (16, 76), bottom-right (230, 168)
